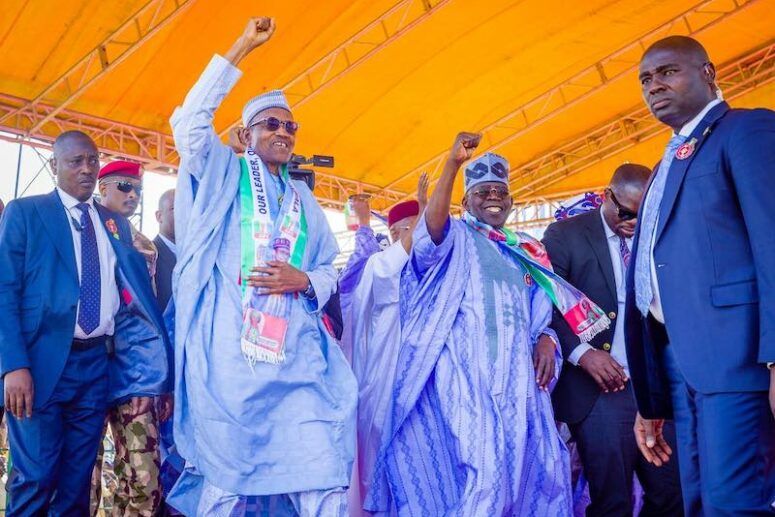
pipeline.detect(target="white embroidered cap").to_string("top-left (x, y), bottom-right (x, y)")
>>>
top-left (242, 90), bottom-right (291, 127)
top-left (464, 152), bottom-right (510, 193)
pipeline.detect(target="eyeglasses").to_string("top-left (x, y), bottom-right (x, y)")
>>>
top-left (249, 116), bottom-right (300, 135)
top-left (606, 189), bottom-right (637, 220)
top-left (470, 186), bottom-right (509, 198)
top-left (104, 180), bottom-right (143, 196)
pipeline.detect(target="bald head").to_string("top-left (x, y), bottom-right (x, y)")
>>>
top-left (643, 36), bottom-right (710, 64)
top-left (610, 163), bottom-right (651, 192)
top-left (51, 130), bottom-right (100, 202)
top-left (156, 189), bottom-right (175, 242)
top-left (602, 163), bottom-right (652, 238)
top-left (639, 36), bottom-right (718, 131)
top-left (53, 130), bottom-right (95, 157)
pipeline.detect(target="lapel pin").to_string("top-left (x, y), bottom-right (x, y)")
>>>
top-left (675, 137), bottom-right (697, 160)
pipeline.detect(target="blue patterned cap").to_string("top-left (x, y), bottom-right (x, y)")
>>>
top-left (242, 90), bottom-right (291, 127)
top-left (464, 152), bottom-right (510, 193)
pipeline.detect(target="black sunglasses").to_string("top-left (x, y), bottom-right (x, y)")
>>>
top-left (606, 189), bottom-right (637, 220)
top-left (250, 116), bottom-right (300, 135)
top-left (471, 186), bottom-right (510, 198)
top-left (104, 180), bottom-right (142, 196)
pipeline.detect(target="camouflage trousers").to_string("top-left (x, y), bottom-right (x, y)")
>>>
top-left (90, 399), bottom-right (162, 516)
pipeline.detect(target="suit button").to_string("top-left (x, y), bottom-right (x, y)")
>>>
top-left (602, 343), bottom-right (612, 351)
top-left (608, 312), bottom-right (616, 320)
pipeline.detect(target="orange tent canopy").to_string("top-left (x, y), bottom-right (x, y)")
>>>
top-left (1, 0), bottom-right (773, 213)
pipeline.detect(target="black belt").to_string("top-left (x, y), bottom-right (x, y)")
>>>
top-left (72, 336), bottom-right (109, 352)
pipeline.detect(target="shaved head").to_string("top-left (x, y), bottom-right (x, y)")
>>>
top-left (639, 36), bottom-right (718, 131)
top-left (602, 163), bottom-right (652, 239)
top-left (156, 188), bottom-right (176, 242)
top-left (158, 189), bottom-right (175, 211)
top-left (50, 130), bottom-right (100, 202)
top-left (643, 36), bottom-right (710, 64)
top-left (610, 163), bottom-right (651, 192)
top-left (53, 130), bottom-right (95, 157)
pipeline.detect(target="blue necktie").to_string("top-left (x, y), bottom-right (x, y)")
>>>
top-left (634, 134), bottom-right (687, 316)
top-left (76, 203), bottom-right (101, 334)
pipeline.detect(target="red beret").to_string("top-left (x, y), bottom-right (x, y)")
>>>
top-left (99, 160), bottom-right (142, 181)
top-left (388, 200), bottom-right (420, 227)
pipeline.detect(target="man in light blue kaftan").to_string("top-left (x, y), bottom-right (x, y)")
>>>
top-left (166, 18), bottom-right (356, 516)
top-left (366, 133), bottom-right (600, 516)
top-left (338, 192), bottom-right (425, 516)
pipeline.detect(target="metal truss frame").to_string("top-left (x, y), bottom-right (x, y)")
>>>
top-left (512, 39), bottom-right (775, 203)
top-left (384, 0), bottom-right (755, 202)
top-left (218, 0), bottom-right (450, 138)
top-left (0, 0), bottom-right (447, 211)
top-left (0, 0), bottom-right (194, 135)
top-left (0, 0), bottom-right (770, 222)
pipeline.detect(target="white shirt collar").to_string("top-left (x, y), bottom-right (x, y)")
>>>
top-left (599, 207), bottom-right (616, 240)
top-left (677, 98), bottom-right (723, 137)
top-left (57, 187), bottom-right (94, 211)
top-left (158, 233), bottom-right (176, 255)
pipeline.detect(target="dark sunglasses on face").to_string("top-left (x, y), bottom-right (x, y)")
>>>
top-left (250, 116), bottom-right (300, 135)
top-left (606, 188), bottom-right (637, 220)
top-left (104, 181), bottom-right (143, 196)
top-left (471, 186), bottom-right (509, 198)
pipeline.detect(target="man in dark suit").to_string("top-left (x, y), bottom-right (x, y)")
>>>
top-left (153, 189), bottom-right (176, 312)
top-left (626, 36), bottom-right (775, 515)
top-left (0, 130), bottom-right (171, 515)
top-left (544, 165), bottom-right (683, 516)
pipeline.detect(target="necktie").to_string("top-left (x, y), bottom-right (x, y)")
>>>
top-left (76, 203), bottom-right (101, 334)
top-left (634, 134), bottom-right (687, 315)
top-left (619, 236), bottom-right (631, 269)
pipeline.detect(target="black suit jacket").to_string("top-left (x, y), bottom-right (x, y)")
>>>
top-left (153, 235), bottom-right (176, 312)
top-left (542, 208), bottom-right (619, 424)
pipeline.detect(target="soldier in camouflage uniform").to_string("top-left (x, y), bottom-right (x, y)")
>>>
top-left (89, 161), bottom-right (172, 516)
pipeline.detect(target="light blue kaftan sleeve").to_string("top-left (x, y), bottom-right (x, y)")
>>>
top-left (410, 213), bottom-right (454, 278)
top-left (529, 282), bottom-right (563, 382)
top-left (338, 226), bottom-right (380, 296)
top-left (169, 54), bottom-right (242, 182)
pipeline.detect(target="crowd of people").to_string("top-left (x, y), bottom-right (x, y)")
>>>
top-left (0, 15), bottom-right (773, 517)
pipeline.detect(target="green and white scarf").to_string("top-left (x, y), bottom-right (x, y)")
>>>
top-left (463, 211), bottom-right (610, 342)
top-left (239, 149), bottom-right (308, 366)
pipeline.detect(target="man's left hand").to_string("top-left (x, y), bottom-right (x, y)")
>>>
top-left (248, 260), bottom-right (309, 295)
top-left (533, 334), bottom-right (556, 391)
top-left (129, 396), bottom-right (153, 416)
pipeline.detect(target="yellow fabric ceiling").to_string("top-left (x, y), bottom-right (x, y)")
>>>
top-left (1, 0), bottom-right (773, 205)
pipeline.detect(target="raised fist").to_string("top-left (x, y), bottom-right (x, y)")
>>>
top-left (450, 132), bottom-right (482, 167)
top-left (350, 194), bottom-right (371, 226)
top-left (240, 17), bottom-right (276, 51)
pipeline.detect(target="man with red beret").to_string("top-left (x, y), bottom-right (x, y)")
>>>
top-left (90, 160), bottom-right (172, 516)
top-left (338, 175), bottom-right (428, 515)
top-left (97, 161), bottom-right (157, 275)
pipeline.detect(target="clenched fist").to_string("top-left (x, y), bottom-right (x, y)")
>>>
top-left (226, 17), bottom-right (277, 66)
top-left (449, 132), bottom-right (482, 168)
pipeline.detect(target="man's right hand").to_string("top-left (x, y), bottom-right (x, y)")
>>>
top-left (226, 17), bottom-right (276, 65)
top-left (4, 368), bottom-right (34, 419)
top-left (578, 348), bottom-right (627, 392)
top-left (634, 413), bottom-right (672, 466)
top-left (351, 194), bottom-right (371, 227)
top-left (449, 132), bottom-right (481, 169)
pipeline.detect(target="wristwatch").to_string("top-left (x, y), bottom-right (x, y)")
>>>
top-left (302, 280), bottom-right (316, 299)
